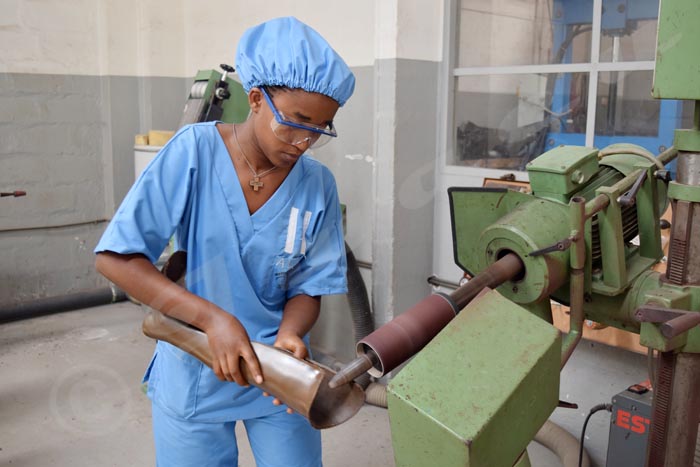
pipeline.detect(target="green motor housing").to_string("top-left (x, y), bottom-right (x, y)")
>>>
top-left (450, 144), bottom-right (667, 324)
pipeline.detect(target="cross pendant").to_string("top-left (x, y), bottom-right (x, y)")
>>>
top-left (250, 177), bottom-right (264, 192)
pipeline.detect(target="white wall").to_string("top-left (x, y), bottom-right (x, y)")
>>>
top-left (0, 0), bottom-right (378, 77)
top-left (376, 0), bottom-right (444, 61)
top-left (0, 0), bottom-right (101, 74)
top-left (182, 0), bottom-right (376, 71)
top-left (101, 0), bottom-right (187, 77)
top-left (0, 0), bottom-right (447, 76)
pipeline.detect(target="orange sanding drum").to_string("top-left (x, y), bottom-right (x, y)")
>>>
top-left (357, 294), bottom-right (457, 377)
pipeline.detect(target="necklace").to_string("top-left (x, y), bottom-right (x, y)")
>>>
top-left (232, 124), bottom-right (277, 192)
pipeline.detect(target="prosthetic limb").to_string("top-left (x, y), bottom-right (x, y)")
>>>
top-left (142, 308), bottom-right (365, 429)
top-left (142, 251), bottom-right (365, 429)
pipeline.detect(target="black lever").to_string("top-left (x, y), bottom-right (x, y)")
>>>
top-left (1, 190), bottom-right (26, 197)
top-left (529, 237), bottom-right (573, 257)
top-left (215, 64), bottom-right (235, 101)
top-left (617, 170), bottom-right (648, 207)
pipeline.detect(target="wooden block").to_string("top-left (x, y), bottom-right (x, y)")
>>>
top-left (148, 130), bottom-right (175, 147)
top-left (551, 302), bottom-right (647, 354)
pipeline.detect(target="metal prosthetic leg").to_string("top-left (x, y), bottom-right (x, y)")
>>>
top-left (142, 308), bottom-right (365, 429)
top-left (142, 250), bottom-right (365, 430)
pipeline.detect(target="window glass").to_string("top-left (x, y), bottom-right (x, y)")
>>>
top-left (457, 0), bottom-right (593, 67)
top-left (452, 72), bottom-right (588, 169)
top-left (596, 70), bottom-right (657, 137)
top-left (600, 15), bottom-right (658, 62)
top-left (594, 70), bottom-right (687, 154)
top-left (449, 0), bottom-right (679, 170)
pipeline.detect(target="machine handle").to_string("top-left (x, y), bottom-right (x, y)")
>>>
top-left (660, 313), bottom-right (700, 339)
top-left (529, 237), bottom-right (573, 257)
top-left (1, 191), bottom-right (26, 197)
top-left (213, 64), bottom-right (235, 101)
top-left (634, 305), bottom-right (700, 339)
top-left (617, 170), bottom-right (648, 207)
top-left (219, 63), bottom-right (234, 82)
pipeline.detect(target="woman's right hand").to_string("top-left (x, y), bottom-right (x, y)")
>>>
top-left (94, 252), bottom-right (264, 387)
top-left (203, 311), bottom-right (264, 387)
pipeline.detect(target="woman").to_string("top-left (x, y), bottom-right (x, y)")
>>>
top-left (95, 17), bottom-right (354, 467)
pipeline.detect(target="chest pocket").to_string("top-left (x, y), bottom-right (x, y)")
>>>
top-left (273, 253), bottom-right (305, 290)
top-left (275, 207), bottom-right (314, 290)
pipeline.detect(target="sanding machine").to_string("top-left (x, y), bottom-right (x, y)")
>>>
top-left (177, 63), bottom-right (249, 128)
top-left (331, 0), bottom-right (700, 465)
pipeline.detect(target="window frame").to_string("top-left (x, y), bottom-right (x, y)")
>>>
top-left (440, 0), bottom-right (660, 178)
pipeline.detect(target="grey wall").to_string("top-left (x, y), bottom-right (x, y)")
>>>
top-left (392, 58), bottom-right (438, 316)
top-left (311, 66), bottom-right (375, 362)
top-left (311, 59), bottom-right (439, 362)
top-left (313, 66), bottom-right (375, 266)
top-left (0, 73), bottom-right (187, 304)
top-left (1, 74), bottom-right (106, 231)
top-left (0, 225), bottom-right (107, 303)
top-left (1, 73), bottom-right (108, 303)
top-left (2, 61), bottom-right (439, 367)
top-left (372, 58), bottom-right (438, 326)
top-left (106, 76), bottom-right (190, 209)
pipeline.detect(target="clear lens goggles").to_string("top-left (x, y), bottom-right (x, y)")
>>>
top-left (261, 87), bottom-right (337, 149)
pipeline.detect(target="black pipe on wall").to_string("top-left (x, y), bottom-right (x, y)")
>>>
top-left (0, 286), bottom-right (127, 324)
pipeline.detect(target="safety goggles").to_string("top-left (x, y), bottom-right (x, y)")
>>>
top-left (261, 87), bottom-right (337, 149)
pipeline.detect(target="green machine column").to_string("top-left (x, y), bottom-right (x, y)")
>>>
top-left (643, 1), bottom-right (700, 465)
top-left (651, 0), bottom-right (700, 322)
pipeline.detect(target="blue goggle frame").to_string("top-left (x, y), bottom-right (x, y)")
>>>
top-left (261, 87), bottom-right (337, 139)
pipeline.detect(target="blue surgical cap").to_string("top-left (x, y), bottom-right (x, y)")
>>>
top-left (235, 17), bottom-right (355, 107)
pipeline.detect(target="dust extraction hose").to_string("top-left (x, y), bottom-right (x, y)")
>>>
top-left (344, 242), bottom-right (374, 389)
top-left (536, 420), bottom-right (590, 467)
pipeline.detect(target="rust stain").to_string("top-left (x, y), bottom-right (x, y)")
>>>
top-left (495, 193), bottom-right (506, 209)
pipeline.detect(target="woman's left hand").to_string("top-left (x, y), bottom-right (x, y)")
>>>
top-left (263, 332), bottom-right (309, 413)
top-left (265, 295), bottom-right (319, 414)
top-left (274, 332), bottom-right (309, 360)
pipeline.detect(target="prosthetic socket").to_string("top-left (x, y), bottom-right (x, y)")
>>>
top-left (142, 251), bottom-right (365, 429)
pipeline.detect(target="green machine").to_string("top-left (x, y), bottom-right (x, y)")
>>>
top-left (178, 64), bottom-right (250, 128)
top-left (331, 0), bottom-right (700, 465)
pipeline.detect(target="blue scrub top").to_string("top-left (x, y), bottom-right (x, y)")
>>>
top-left (95, 122), bottom-right (347, 422)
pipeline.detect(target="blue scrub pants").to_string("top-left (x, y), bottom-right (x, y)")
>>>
top-left (152, 403), bottom-right (322, 467)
